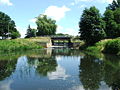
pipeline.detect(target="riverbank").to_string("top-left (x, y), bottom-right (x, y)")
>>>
top-left (80, 38), bottom-right (120, 55)
top-left (0, 37), bottom-right (51, 52)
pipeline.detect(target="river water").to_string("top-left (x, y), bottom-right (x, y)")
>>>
top-left (0, 48), bottom-right (120, 90)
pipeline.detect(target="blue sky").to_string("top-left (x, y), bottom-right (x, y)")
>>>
top-left (0, 0), bottom-right (113, 38)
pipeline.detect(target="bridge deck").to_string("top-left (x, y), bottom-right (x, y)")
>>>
top-left (51, 36), bottom-right (71, 40)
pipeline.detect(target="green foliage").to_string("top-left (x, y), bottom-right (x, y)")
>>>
top-left (36, 15), bottom-right (57, 36)
top-left (25, 25), bottom-right (36, 38)
top-left (114, 8), bottom-right (120, 23)
top-left (104, 39), bottom-right (120, 54)
top-left (0, 39), bottom-right (43, 52)
top-left (107, 0), bottom-right (120, 11)
top-left (11, 31), bottom-right (21, 39)
top-left (0, 11), bottom-right (21, 39)
top-left (104, 8), bottom-right (120, 38)
top-left (79, 6), bottom-right (106, 45)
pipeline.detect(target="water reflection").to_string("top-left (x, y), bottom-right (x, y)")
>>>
top-left (0, 57), bottom-right (17, 80)
top-left (104, 55), bottom-right (120, 90)
top-left (79, 55), bottom-right (104, 90)
top-left (0, 48), bottom-right (120, 90)
top-left (27, 56), bottom-right (57, 76)
top-left (79, 53), bottom-right (120, 90)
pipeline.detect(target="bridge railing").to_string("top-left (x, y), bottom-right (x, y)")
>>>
top-left (38, 35), bottom-right (72, 38)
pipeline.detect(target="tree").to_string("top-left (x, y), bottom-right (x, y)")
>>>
top-left (11, 31), bottom-right (21, 39)
top-left (25, 25), bottom-right (36, 38)
top-left (107, 0), bottom-right (120, 11)
top-left (79, 6), bottom-right (106, 45)
top-left (0, 11), bottom-right (21, 39)
top-left (104, 8), bottom-right (120, 38)
top-left (36, 15), bottom-right (57, 36)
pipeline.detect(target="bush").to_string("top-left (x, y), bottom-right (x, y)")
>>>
top-left (104, 39), bottom-right (120, 54)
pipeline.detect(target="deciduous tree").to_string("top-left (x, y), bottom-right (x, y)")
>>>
top-left (79, 6), bottom-right (106, 45)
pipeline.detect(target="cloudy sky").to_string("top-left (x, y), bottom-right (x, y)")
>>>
top-left (0, 0), bottom-right (113, 37)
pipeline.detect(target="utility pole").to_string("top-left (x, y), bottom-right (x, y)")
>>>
top-left (8, 23), bottom-right (9, 39)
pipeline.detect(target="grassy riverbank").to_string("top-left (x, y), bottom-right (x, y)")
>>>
top-left (0, 37), bottom-right (51, 52)
top-left (80, 38), bottom-right (120, 55)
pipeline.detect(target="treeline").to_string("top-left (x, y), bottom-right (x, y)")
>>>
top-left (0, 12), bottom-right (21, 39)
top-left (25, 15), bottom-right (57, 38)
top-left (0, 12), bottom-right (57, 39)
top-left (79, 0), bottom-right (120, 45)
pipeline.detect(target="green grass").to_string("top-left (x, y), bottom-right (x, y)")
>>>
top-left (0, 38), bottom-right (44, 52)
top-left (86, 40), bottom-right (109, 52)
top-left (87, 38), bottom-right (120, 55)
top-left (80, 38), bottom-right (120, 55)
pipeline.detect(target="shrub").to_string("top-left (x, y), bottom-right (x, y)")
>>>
top-left (104, 39), bottom-right (120, 54)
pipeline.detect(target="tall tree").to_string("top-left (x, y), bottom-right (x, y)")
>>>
top-left (107, 0), bottom-right (120, 11)
top-left (0, 11), bottom-right (21, 39)
top-left (104, 5), bottom-right (120, 38)
top-left (79, 6), bottom-right (106, 45)
top-left (36, 15), bottom-right (57, 36)
top-left (25, 25), bottom-right (36, 38)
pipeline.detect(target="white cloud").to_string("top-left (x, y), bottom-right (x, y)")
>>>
top-left (98, 0), bottom-right (113, 3)
top-left (31, 25), bottom-right (37, 29)
top-left (47, 65), bottom-right (70, 80)
top-left (29, 18), bottom-right (37, 23)
top-left (56, 56), bottom-right (62, 61)
top-left (16, 27), bottom-right (26, 38)
top-left (44, 6), bottom-right (70, 21)
top-left (69, 85), bottom-right (85, 90)
top-left (56, 25), bottom-right (64, 33)
top-left (79, 4), bottom-right (87, 8)
top-left (65, 28), bottom-right (79, 36)
top-left (57, 25), bottom-right (79, 36)
top-left (71, 0), bottom-right (93, 5)
top-left (70, 2), bottom-right (75, 6)
top-left (0, 0), bottom-right (13, 6)
top-left (0, 80), bottom-right (13, 90)
top-left (71, 0), bottom-right (113, 6)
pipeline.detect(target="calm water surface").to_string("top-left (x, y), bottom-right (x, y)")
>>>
top-left (0, 48), bottom-right (120, 90)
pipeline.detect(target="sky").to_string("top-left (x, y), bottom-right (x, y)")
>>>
top-left (0, 0), bottom-right (114, 38)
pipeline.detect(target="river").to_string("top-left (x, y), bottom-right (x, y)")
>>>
top-left (0, 48), bottom-right (120, 90)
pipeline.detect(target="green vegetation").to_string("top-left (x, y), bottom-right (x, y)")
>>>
top-left (0, 38), bottom-right (44, 52)
top-left (80, 38), bottom-right (120, 55)
top-left (79, 0), bottom-right (120, 45)
top-left (84, 39), bottom-right (109, 53)
top-left (25, 25), bottom-right (37, 38)
top-left (0, 11), bottom-right (21, 39)
top-left (104, 7), bottom-right (120, 38)
top-left (36, 15), bottom-right (57, 36)
top-left (25, 15), bottom-right (57, 38)
top-left (79, 6), bottom-right (106, 45)
top-left (79, 0), bottom-right (120, 55)
top-left (104, 39), bottom-right (120, 55)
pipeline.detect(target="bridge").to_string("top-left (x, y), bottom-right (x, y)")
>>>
top-left (50, 36), bottom-right (73, 47)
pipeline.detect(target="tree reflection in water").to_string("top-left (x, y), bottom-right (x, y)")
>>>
top-left (27, 56), bottom-right (57, 76)
top-left (0, 58), bottom-right (17, 80)
top-left (79, 53), bottom-right (120, 90)
top-left (104, 55), bottom-right (120, 90)
top-left (79, 55), bottom-right (103, 90)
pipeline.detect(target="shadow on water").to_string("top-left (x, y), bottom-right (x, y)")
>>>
top-left (0, 48), bottom-right (120, 90)
top-left (79, 53), bottom-right (120, 90)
